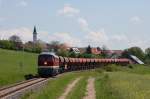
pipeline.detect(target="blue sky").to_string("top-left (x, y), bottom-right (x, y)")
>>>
top-left (0, 0), bottom-right (150, 50)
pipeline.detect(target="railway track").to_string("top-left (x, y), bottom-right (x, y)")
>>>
top-left (0, 78), bottom-right (49, 99)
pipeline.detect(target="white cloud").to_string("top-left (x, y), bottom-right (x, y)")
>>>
top-left (127, 39), bottom-right (149, 50)
top-left (85, 29), bottom-right (109, 45)
top-left (130, 16), bottom-right (141, 24)
top-left (17, 0), bottom-right (28, 7)
top-left (48, 32), bottom-right (80, 46)
top-left (78, 17), bottom-right (90, 31)
top-left (78, 18), bottom-right (88, 28)
top-left (58, 4), bottom-right (80, 17)
top-left (39, 32), bottom-right (82, 47)
top-left (1, 27), bottom-right (148, 49)
top-left (56, 4), bottom-right (149, 49)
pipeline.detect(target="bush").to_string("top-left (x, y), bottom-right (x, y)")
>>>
top-left (128, 64), bottom-right (134, 69)
top-left (95, 69), bottom-right (104, 74)
top-left (103, 64), bottom-right (121, 72)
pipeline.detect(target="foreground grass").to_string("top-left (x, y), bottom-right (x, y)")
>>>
top-left (66, 76), bottom-right (88, 99)
top-left (0, 48), bottom-right (37, 86)
top-left (23, 70), bottom-right (102, 99)
top-left (108, 72), bottom-right (150, 99)
top-left (95, 65), bottom-right (150, 99)
top-left (23, 65), bottom-right (150, 99)
top-left (128, 65), bottom-right (150, 74)
top-left (95, 74), bottom-right (119, 99)
top-left (23, 72), bottom-right (81, 99)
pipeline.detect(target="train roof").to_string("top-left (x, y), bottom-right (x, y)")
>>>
top-left (39, 52), bottom-right (59, 58)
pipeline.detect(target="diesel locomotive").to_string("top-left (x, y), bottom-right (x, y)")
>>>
top-left (38, 52), bottom-right (130, 77)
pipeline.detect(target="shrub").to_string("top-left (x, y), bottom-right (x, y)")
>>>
top-left (128, 64), bottom-right (134, 69)
top-left (95, 69), bottom-right (104, 74)
top-left (103, 64), bottom-right (121, 72)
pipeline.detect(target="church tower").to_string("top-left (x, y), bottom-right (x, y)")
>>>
top-left (33, 26), bottom-right (37, 43)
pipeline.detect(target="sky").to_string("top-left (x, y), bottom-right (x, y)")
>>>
top-left (0, 0), bottom-right (150, 50)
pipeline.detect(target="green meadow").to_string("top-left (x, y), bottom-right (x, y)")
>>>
top-left (0, 48), bottom-right (37, 86)
top-left (1, 48), bottom-right (150, 99)
top-left (23, 65), bottom-right (150, 99)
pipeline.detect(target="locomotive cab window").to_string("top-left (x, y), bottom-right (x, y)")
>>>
top-left (38, 55), bottom-right (53, 66)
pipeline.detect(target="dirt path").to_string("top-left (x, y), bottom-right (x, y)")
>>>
top-left (58, 77), bottom-right (81, 99)
top-left (83, 78), bottom-right (96, 99)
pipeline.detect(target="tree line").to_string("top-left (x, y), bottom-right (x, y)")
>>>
top-left (0, 35), bottom-right (150, 64)
top-left (121, 47), bottom-right (150, 64)
top-left (0, 35), bottom-right (43, 53)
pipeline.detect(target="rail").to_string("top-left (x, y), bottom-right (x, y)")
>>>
top-left (0, 78), bottom-right (48, 98)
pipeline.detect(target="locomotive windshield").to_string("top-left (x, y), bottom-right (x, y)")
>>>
top-left (38, 55), bottom-right (53, 66)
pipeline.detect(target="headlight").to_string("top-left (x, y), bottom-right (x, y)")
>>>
top-left (44, 61), bottom-right (47, 65)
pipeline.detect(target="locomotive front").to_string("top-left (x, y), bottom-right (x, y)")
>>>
top-left (38, 52), bottom-right (59, 77)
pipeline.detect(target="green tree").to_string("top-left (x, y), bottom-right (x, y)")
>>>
top-left (24, 41), bottom-right (42, 53)
top-left (9, 35), bottom-right (23, 50)
top-left (78, 53), bottom-right (94, 58)
top-left (9, 35), bottom-right (22, 43)
top-left (69, 52), bottom-right (77, 57)
top-left (121, 50), bottom-right (130, 58)
top-left (57, 49), bottom-right (69, 57)
top-left (145, 48), bottom-right (150, 64)
top-left (0, 40), bottom-right (15, 49)
top-left (101, 45), bottom-right (109, 58)
top-left (48, 41), bottom-right (60, 52)
top-left (122, 47), bottom-right (145, 61)
top-left (86, 45), bottom-right (92, 54)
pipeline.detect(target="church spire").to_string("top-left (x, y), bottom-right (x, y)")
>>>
top-left (33, 26), bottom-right (37, 34)
top-left (33, 26), bottom-right (37, 43)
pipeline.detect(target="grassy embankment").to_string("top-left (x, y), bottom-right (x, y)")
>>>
top-left (23, 65), bottom-right (150, 99)
top-left (0, 48), bottom-right (37, 86)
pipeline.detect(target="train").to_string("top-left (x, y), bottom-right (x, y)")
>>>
top-left (38, 52), bottom-right (131, 77)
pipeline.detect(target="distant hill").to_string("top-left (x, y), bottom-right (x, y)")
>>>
top-left (0, 48), bottom-right (38, 86)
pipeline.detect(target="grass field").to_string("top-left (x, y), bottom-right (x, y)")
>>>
top-left (23, 65), bottom-right (150, 99)
top-left (23, 72), bottom-right (82, 99)
top-left (108, 72), bottom-right (150, 99)
top-left (23, 70), bottom-right (101, 99)
top-left (1, 48), bottom-right (150, 99)
top-left (0, 48), bottom-right (37, 86)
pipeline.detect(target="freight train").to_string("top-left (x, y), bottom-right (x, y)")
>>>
top-left (38, 52), bottom-right (130, 77)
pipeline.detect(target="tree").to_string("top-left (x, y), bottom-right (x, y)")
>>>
top-left (145, 48), bottom-right (150, 58)
top-left (36, 39), bottom-right (47, 50)
top-left (9, 35), bottom-right (22, 43)
top-left (121, 50), bottom-right (130, 58)
top-left (122, 47), bottom-right (145, 61)
top-left (101, 45), bottom-right (109, 58)
top-left (48, 41), bottom-right (60, 52)
top-left (9, 35), bottom-right (23, 50)
top-left (57, 49), bottom-right (69, 57)
top-left (145, 48), bottom-right (150, 64)
top-left (24, 41), bottom-right (42, 53)
top-left (97, 47), bottom-right (101, 51)
top-left (78, 53), bottom-right (93, 58)
top-left (0, 40), bottom-right (14, 49)
top-left (69, 52), bottom-right (77, 58)
top-left (86, 45), bottom-right (92, 54)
